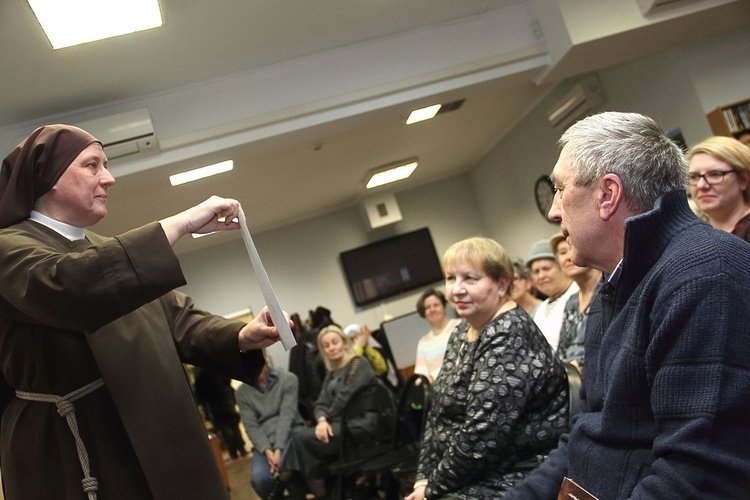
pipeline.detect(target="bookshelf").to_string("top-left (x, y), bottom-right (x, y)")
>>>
top-left (706, 98), bottom-right (750, 139)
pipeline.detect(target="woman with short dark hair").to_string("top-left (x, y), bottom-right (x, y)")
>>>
top-left (414, 288), bottom-right (461, 382)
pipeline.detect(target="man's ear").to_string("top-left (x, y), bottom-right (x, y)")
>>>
top-left (597, 173), bottom-right (624, 221)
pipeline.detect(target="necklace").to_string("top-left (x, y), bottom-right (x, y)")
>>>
top-left (457, 329), bottom-right (470, 363)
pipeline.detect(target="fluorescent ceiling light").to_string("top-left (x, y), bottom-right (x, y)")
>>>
top-left (28, 0), bottom-right (163, 50)
top-left (169, 160), bottom-right (234, 187)
top-left (365, 160), bottom-right (418, 189)
top-left (406, 104), bottom-right (441, 125)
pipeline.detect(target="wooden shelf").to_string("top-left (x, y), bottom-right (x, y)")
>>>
top-left (707, 98), bottom-right (750, 139)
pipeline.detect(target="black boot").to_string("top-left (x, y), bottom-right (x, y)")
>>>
top-left (286, 474), bottom-right (309, 500)
top-left (265, 477), bottom-right (288, 500)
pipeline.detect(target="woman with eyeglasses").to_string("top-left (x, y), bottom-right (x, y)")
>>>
top-left (688, 136), bottom-right (750, 242)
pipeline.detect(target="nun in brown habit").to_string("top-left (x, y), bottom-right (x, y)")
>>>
top-left (0, 125), bottom-right (281, 499)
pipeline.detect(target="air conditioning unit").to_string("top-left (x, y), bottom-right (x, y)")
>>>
top-left (547, 76), bottom-right (605, 133)
top-left (75, 108), bottom-right (159, 160)
top-left (636, 0), bottom-right (696, 15)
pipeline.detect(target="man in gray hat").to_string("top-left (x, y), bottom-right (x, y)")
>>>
top-left (525, 238), bottom-right (578, 350)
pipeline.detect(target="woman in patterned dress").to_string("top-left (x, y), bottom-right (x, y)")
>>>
top-left (407, 237), bottom-right (569, 500)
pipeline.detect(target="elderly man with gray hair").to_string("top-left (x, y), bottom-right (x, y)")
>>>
top-left (506, 112), bottom-right (750, 499)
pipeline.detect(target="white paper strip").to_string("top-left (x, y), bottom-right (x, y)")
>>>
top-left (238, 210), bottom-right (297, 350)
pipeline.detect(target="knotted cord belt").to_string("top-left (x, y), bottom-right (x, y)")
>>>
top-left (16, 378), bottom-right (105, 500)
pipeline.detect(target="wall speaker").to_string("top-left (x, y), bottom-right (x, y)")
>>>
top-left (359, 192), bottom-right (403, 230)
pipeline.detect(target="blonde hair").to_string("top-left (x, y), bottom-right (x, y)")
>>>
top-left (442, 237), bottom-right (513, 295)
top-left (688, 136), bottom-right (750, 201)
top-left (316, 324), bottom-right (356, 371)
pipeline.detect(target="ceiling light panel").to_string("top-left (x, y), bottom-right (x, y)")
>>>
top-left (169, 160), bottom-right (234, 186)
top-left (28, 0), bottom-right (163, 49)
top-left (406, 104), bottom-right (441, 125)
top-left (365, 160), bottom-right (418, 189)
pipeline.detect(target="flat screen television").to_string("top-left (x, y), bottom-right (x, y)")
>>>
top-left (340, 227), bottom-right (444, 307)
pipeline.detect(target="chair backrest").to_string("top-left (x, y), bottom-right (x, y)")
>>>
top-left (564, 362), bottom-right (582, 425)
top-left (339, 379), bottom-right (397, 461)
top-left (371, 328), bottom-right (404, 391)
top-left (393, 374), bottom-right (431, 448)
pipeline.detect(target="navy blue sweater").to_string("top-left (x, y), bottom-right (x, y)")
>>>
top-left (506, 190), bottom-right (750, 499)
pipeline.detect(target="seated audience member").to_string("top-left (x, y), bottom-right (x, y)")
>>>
top-left (525, 238), bottom-right (579, 349)
top-left (549, 233), bottom-right (601, 372)
top-left (687, 136), bottom-right (750, 242)
top-left (413, 289), bottom-right (461, 382)
top-left (505, 112), bottom-right (750, 499)
top-left (193, 367), bottom-right (247, 459)
top-left (511, 259), bottom-right (541, 316)
top-left (406, 237), bottom-right (568, 500)
top-left (279, 325), bottom-right (376, 499)
top-left (291, 306), bottom-right (334, 420)
top-left (344, 323), bottom-right (401, 390)
top-left (343, 323), bottom-right (388, 377)
top-left (235, 359), bottom-right (304, 499)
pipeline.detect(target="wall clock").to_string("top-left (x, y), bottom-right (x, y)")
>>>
top-left (534, 175), bottom-right (555, 221)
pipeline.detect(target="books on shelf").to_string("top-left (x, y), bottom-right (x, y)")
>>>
top-left (722, 103), bottom-right (750, 132)
top-left (707, 98), bottom-right (750, 137)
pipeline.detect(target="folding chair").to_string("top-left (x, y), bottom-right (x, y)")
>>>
top-left (325, 379), bottom-right (396, 499)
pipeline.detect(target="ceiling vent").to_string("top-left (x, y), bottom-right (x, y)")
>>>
top-left (75, 108), bottom-right (159, 160)
top-left (546, 76), bottom-right (605, 133)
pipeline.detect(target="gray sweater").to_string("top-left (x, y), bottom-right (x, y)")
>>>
top-left (235, 367), bottom-right (304, 454)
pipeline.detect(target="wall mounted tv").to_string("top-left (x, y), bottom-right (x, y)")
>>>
top-left (340, 227), bottom-right (444, 307)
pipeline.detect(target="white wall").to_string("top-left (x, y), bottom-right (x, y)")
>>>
top-left (177, 24), bottom-right (750, 369)
top-left (471, 22), bottom-right (749, 258)
top-left (683, 26), bottom-right (750, 112)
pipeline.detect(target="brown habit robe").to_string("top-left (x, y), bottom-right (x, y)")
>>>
top-left (0, 125), bottom-right (264, 498)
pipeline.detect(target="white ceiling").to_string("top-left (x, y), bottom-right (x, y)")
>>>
top-left (1, 0), bottom-right (748, 254)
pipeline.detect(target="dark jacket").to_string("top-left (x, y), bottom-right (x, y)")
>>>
top-left (505, 190), bottom-right (750, 499)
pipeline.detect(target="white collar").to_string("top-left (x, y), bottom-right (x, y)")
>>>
top-left (29, 211), bottom-right (86, 241)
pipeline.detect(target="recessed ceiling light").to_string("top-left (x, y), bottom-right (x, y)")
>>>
top-left (406, 104), bottom-right (441, 125)
top-left (169, 160), bottom-right (233, 187)
top-left (365, 160), bottom-right (418, 189)
top-left (27, 0), bottom-right (163, 50)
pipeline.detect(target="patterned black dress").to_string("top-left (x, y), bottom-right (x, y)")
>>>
top-left (416, 306), bottom-right (568, 499)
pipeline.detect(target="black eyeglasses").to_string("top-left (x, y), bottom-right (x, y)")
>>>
top-left (688, 170), bottom-right (738, 186)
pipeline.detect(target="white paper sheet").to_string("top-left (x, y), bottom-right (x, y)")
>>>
top-left (238, 210), bottom-right (297, 350)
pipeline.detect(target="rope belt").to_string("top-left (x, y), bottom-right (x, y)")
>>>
top-left (16, 378), bottom-right (105, 500)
